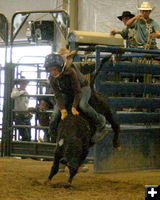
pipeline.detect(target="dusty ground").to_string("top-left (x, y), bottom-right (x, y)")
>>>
top-left (0, 157), bottom-right (160, 200)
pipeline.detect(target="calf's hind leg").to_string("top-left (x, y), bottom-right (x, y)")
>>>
top-left (90, 92), bottom-right (121, 149)
top-left (104, 110), bottom-right (121, 149)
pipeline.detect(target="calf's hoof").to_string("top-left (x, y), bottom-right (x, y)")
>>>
top-left (113, 140), bottom-right (121, 151)
top-left (115, 145), bottom-right (121, 151)
top-left (44, 179), bottom-right (51, 186)
top-left (64, 183), bottom-right (72, 188)
top-left (113, 136), bottom-right (121, 150)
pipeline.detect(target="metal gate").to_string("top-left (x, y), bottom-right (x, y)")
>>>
top-left (94, 46), bottom-right (160, 172)
top-left (2, 10), bottom-right (70, 159)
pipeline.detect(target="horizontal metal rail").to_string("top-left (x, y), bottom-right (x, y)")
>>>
top-left (99, 81), bottom-right (160, 96)
top-left (102, 62), bottom-right (160, 75)
top-left (10, 153), bottom-right (93, 162)
top-left (13, 63), bottom-right (44, 66)
top-left (105, 124), bottom-right (160, 132)
top-left (13, 78), bottom-right (48, 82)
top-left (10, 154), bottom-right (54, 159)
top-left (99, 71), bottom-right (160, 79)
top-left (116, 112), bottom-right (160, 123)
top-left (108, 97), bottom-right (160, 109)
top-left (78, 53), bottom-right (160, 59)
top-left (11, 141), bottom-right (56, 145)
top-left (23, 94), bottom-right (55, 98)
top-left (12, 110), bottom-right (53, 113)
top-left (96, 45), bottom-right (160, 55)
top-left (12, 125), bottom-right (49, 129)
top-left (12, 114), bottom-right (159, 130)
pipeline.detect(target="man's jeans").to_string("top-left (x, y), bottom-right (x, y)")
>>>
top-left (15, 116), bottom-right (31, 141)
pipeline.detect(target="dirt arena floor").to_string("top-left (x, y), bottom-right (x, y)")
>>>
top-left (0, 157), bottom-right (160, 200)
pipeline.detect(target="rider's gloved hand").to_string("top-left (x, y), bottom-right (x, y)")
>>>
top-left (61, 109), bottom-right (68, 120)
top-left (72, 107), bottom-right (79, 116)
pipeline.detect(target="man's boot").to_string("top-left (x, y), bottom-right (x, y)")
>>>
top-left (92, 114), bottom-right (109, 143)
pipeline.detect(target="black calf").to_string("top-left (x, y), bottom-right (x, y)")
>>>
top-left (48, 114), bottom-right (92, 184)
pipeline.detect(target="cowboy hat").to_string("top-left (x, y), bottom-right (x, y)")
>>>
top-left (14, 76), bottom-right (29, 85)
top-left (58, 47), bottom-right (77, 58)
top-left (138, 1), bottom-right (155, 11)
top-left (117, 11), bottom-right (135, 21)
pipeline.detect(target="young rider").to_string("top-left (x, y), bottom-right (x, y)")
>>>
top-left (44, 49), bottom-right (108, 143)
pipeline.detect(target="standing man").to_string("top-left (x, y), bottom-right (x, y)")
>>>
top-left (126, 2), bottom-right (160, 49)
top-left (11, 76), bottom-right (32, 141)
top-left (110, 11), bottom-right (136, 48)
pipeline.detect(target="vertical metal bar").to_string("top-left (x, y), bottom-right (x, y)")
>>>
top-left (95, 47), bottom-right (101, 91)
top-left (3, 64), bottom-right (13, 156)
top-left (35, 64), bottom-right (40, 141)
top-left (94, 46), bottom-right (101, 173)
top-left (1, 14), bottom-right (9, 157)
top-left (0, 68), bottom-right (2, 156)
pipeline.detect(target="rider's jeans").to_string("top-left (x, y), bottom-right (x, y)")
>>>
top-left (79, 86), bottom-right (106, 129)
top-left (49, 86), bottom-right (106, 141)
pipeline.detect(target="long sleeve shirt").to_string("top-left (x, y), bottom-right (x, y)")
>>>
top-left (117, 26), bottom-right (136, 48)
top-left (11, 88), bottom-right (29, 111)
top-left (49, 64), bottom-right (88, 110)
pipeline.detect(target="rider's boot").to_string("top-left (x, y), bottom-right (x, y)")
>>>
top-left (92, 114), bottom-right (108, 143)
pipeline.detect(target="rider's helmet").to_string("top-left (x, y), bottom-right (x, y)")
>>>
top-left (44, 53), bottom-right (64, 72)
